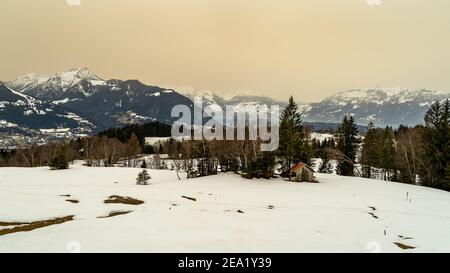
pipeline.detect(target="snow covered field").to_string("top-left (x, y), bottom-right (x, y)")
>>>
top-left (1, 164), bottom-right (450, 253)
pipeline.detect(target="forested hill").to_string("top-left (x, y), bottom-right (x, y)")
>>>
top-left (97, 121), bottom-right (172, 146)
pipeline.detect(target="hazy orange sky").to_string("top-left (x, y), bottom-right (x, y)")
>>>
top-left (1, 0), bottom-right (450, 101)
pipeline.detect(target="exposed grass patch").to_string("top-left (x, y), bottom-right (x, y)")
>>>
top-left (368, 212), bottom-right (379, 219)
top-left (398, 235), bottom-right (414, 240)
top-left (0, 215), bottom-right (75, 236)
top-left (181, 195), bottom-right (197, 202)
top-left (60, 194), bottom-right (71, 197)
top-left (104, 195), bottom-right (144, 205)
top-left (97, 211), bottom-right (132, 219)
top-left (0, 221), bottom-right (30, 227)
top-left (394, 242), bottom-right (416, 250)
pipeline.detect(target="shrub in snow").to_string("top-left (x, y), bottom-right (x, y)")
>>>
top-left (136, 170), bottom-right (151, 185)
top-left (49, 146), bottom-right (69, 170)
top-left (141, 159), bottom-right (147, 169)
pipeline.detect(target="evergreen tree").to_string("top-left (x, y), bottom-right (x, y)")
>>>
top-left (49, 145), bottom-right (70, 170)
top-left (97, 121), bottom-right (172, 147)
top-left (423, 100), bottom-right (450, 190)
top-left (136, 169), bottom-right (151, 185)
top-left (311, 139), bottom-right (321, 158)
top-left (378, 126), bottom-right (396, 180)
top-left (336, 115), bottom-right (360, 176)
top-left (278, 96), bottom-right (308, 180)
top-left (245, 152), bottom-right (276, 179)
top-left (140, 159), bottom-right (147, 169)
top-left (319, 157), bottom-right (332, 174)
top-left (128, 133), bottom-right (141, 156)
top-left (126, 132), bottom-right (142, 167)
top-left (360, 122), bottom-right (378, 178)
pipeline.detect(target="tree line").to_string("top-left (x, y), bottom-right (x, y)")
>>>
top-left (318, 100), bottom-right (449, 191)
top-left (1, 98), bottom-right (448, 191)
top-left (0, 97), bottom-right (311, 180)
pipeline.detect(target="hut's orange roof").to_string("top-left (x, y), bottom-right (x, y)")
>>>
top-left (291, 162), bottom-right (306, 173)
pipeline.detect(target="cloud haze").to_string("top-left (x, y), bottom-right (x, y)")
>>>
top-left (1, 0), bottom-right (450, 101)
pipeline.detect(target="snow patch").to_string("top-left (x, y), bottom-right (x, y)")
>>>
top-left (0, 166), bottom-right (449, 252)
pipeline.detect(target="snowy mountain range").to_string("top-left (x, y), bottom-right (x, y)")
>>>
top-left (185, 91), bottom-right (287, 126)
top-left (0, 82), bottom-right (94, 135)
top-left (8, 68), bottom-right (106, 100)
top-left (185, 88), bottom-right (449, 127)
top-left (3, 68), bottom-right (194, 134)
top-left (1, 68), bottom-right (449, 139)
top-left (304, 88), bottom-right (449, 127)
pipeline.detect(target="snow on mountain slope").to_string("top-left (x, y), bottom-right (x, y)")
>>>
top-left (0, 119), bottom-right (19, 129)
top-left (0, 165), bottom-right (449, 252)
top-left (321, 88), bottom-right (448, 105)
top-left (5, 68), bottom-right (450, 131)
top-left (0, 83), bottom-right (95, 133)
top-left (5, 70), bottom-right (194, 131)
top-left (0, 83), bottom-right (53, 116)
top-left (304, 88), bottom-right (450, 126)
top-left (184, 90), bottom-right (241, 102)
top-left (6, 73), bottom-right (51, 93)
top-left (186, 92), bottom-right (289, 126)
top-left (188, 93), bottom-right (288, 109)
top-left (60, 79), bottom-right (194, 130)
top-left (7, 68), bottom-right (106, 100)
top-left (186, 88), bottom-right (449, 127)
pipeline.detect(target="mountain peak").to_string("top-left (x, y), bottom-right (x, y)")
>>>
top-left (57, 67), bottom-right (104, 84)
top-left (8, 73), bottom-right (50, 92)
top-left (329, 87), bottom-right (449, 103)
top-left (6, 68), bottom-right (106, 99)
top-left (306, 87), bottom-right (450, 126)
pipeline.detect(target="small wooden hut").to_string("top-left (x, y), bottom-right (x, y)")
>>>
top-left (290, 162), bottom-right (316, 182)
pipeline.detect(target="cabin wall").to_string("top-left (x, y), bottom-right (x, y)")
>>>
top-left (294, 171), bottom-right (302, 182)
top-left (293, 169), bottom-right (314, 182)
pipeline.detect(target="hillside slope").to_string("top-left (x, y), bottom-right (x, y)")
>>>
top-left (0, 165), bottom-right (449, 252)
